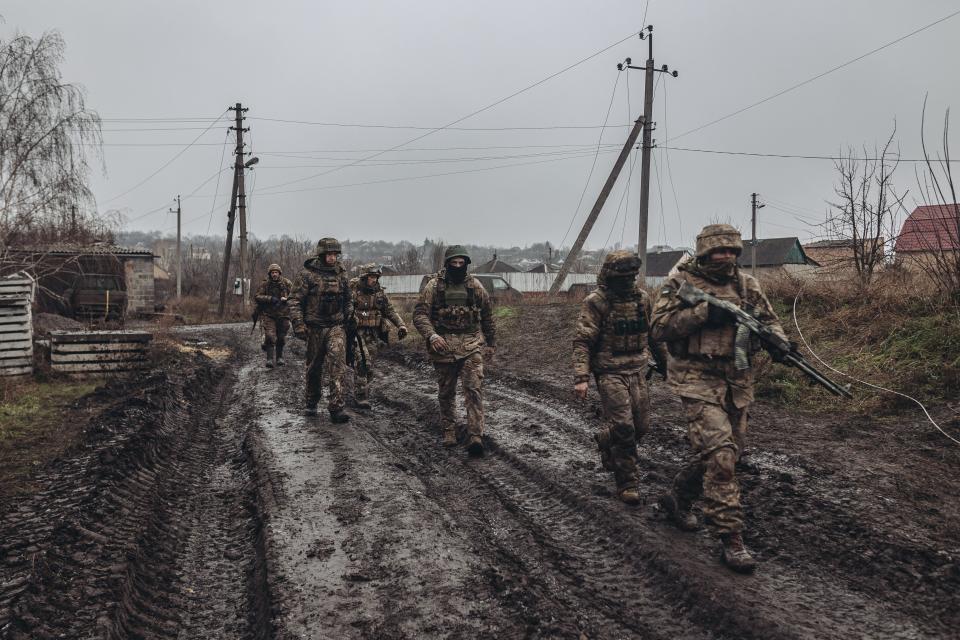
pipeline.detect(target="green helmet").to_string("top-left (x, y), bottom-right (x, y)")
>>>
top-left (443, 245), bottom-right (471, 265)
top-left (359, 263), bottom-right (382, 277)
top-left (316, 237), bottom-right (342, 255)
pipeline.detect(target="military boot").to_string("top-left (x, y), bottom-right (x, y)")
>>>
top-left (658, 493), bottom-right (701, 532)
top-left (467, 435), bottom-right (485, 457)
top-left (330, 409), bottom-right (350, 424)
top-left (353, 390), bottom-right (372, 410)
top-left (594, 429), bottom-right (614, 471)
top-left (618, 486), bottom-right (641, 506)
top-left (264, 345), bottom-right (275, 369)
top-left (304, 403), bottom-right (319, 417)
top-left (720, 532), bottom-right (757, 573)
top-left (441, 427), bottom-right (457, 447)
top-left (275, 343), bottom-right (286, 367)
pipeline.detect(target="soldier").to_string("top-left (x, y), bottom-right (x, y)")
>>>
top-left (413, 246), bottom-right (495, 455)
top-left (349, 263), bottom-right (409, 409)
top-left (650, 223), bottom-right (789, 573)
top-left (254, 263), bottom-right (293, 368)
top-left (573, 250), bottom-right (667, 505)
top-left (289, 237), bottom-right (354, 423)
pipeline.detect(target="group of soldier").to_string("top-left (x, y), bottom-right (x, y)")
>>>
top-left (254, 223), bottom-right (790, 573)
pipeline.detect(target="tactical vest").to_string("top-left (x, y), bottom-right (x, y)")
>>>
top-left (309, 270), bottom-right (346, 320)
top-left (600, 292), bottom-right (648, 354)
top-left (354, 287), bottom-right (383, 328)
top-left (431, 277), bottom-right (482, 334)
top-left (262, 278), bottom-right (291, 301)
top-left (681, 272), bottom-right (746, 358)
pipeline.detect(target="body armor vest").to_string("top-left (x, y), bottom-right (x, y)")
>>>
top-left (432, 278), bottom-right (481, 334)
top-left (682, 272), bottom-right (745, 358)
top-left (307, 270), bottom-right (345, 323)
top-left (601, 294), bottom-right (648, 354)
top-left (354, 288), bottom-right (383, 328)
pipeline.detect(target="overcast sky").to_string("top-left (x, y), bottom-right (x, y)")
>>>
top-left (4, 1), bottom-right (959, 250)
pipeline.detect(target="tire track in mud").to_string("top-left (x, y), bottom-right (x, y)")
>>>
top-left (0, 343), bottom-right (272, 639)
top-left (368, 360), bottom-right (931, 639)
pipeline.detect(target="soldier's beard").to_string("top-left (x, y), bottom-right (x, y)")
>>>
top-left (446, 264), bottom-right (468, 283)
top-left (697, 259), bottom-right (737, 282)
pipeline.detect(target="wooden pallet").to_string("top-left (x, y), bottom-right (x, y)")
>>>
top-left (0, 294), bottom-right (33, 377)
top-left (49, 330), bottom-right (152, 374)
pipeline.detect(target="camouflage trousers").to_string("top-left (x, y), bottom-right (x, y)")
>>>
top-left (595, 371), bottom-right (650, 491)
top-left (673, 392), bottom-right (748, 534)
top-left (261, 315), bottom-right (290, 349)
top-left (353, 328), bottom-right (380, 401)
top-left (305, 325), bottom-right (347, 412)
top-left (433, 352), bottom-right (484, 437)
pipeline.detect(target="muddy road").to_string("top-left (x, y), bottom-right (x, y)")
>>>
top-left (1, 322), bottom-right (958, 639)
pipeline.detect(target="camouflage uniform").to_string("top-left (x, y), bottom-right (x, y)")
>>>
top-left (349, 264), bottom-right (408, 404)
top-left (413, 246), bottom-right (495, 452)
top-left (651, 224), bottom-right (786, 570)
top-left (254, 263), bottom-right (293, 367)
top-left (289, 238), bottom-right (354, 420)
top-left (573, 250), bottom-right (667, 503)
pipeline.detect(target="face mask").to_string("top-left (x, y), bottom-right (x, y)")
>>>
top-left (446, 264), bottom-right (468, 283)
top-left (606, 275), bottom-right (635, 293)
top-left (697, 259), bottom-right (736, 281)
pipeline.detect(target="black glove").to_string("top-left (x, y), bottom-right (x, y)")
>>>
top-left (705, 303), bottom-right (736, 326)
top-left (768, 341), bottom-right (798, 363)
top-left (397, 326), bottom-right (408, 340)
top-left (271, 296), bottom-right (280, 305)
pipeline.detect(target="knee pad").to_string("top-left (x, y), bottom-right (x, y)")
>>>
top-left (706, 447), bottom-right (737, 483)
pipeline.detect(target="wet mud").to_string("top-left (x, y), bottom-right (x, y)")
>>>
top-left (2, 321), bottom-right (958, 638)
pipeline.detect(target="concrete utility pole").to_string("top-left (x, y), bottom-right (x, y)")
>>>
top-left (170, 195), bottom-right (181, 299)
top-left (218, 103), bottom-right (247, 317)
top-left (624, 26), bottom-right (678, 279)
top-left (751, 192), bottom-right (765, 279)
top-left (548, 117), bottom-right (645, 297)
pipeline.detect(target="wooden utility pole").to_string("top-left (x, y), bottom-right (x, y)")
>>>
top-left (624, 26), bottom-right (678, 279)
top-left (218, 103), bottom-right (247, 317)
top-left (170, 195), bottom-right (181, 298)
top-left (751, 192), bottom-right (764, 279)
top-left (548, 117), bottom-right (644, 297)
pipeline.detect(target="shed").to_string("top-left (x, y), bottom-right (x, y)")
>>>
top-left (738, 237), bottom-right (819, 279)
top-left (472, 254), bottom-right (519, 273)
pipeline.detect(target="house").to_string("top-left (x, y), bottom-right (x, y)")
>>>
top-left (803, 238), bottom-right (886, 276)
top-left (738, 237), bottom-right (820, 279)
top-left (473, 254), bottom-right (519, 273)
top-left (525, 262), bottom-right (560, 273)
top-left (645, 250), bottom-right (691, 286)
top-left (894, 204), bottom-right (960, 274)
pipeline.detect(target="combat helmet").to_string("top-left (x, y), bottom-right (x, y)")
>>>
top-left (316, 237), bottom-right (342, 255)
top-left (598, 250), bottom-right (642, 287)
top-left (267, 263), bottom-right (282, 275)
top-left (359, 263), bottom-right (383, 277)
top-left (695, 224), bottom-right (742, 259)
top-left (443, 245), bottom-right (471, 265)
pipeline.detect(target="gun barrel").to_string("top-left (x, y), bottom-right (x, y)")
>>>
top-left (785, 353), bottom-right (853, 398)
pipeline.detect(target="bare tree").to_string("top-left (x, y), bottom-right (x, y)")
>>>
top-left (393, 244), bottom-right (422, 274)
top-left (825, 125), bottom-right (906, 288)
top-left (0, 29), bottom-right (103, 263)
top-left (915, 99), bottom-right (960, 300)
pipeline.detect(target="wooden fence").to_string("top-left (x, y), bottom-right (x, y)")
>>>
top-left (49, 330), bottom-right (152, 374)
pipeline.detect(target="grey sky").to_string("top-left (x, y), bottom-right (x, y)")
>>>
top-left (4, 0), bottom-right (959, 250)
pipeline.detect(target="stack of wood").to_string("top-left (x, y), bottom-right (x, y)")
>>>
top-left (0, 274), bottom-right (35, 377)
top-left (49, 330), bottom-right (152, 374)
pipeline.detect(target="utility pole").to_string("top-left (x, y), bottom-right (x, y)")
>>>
top-left (170, 195), bottom-right (181, 299)
top-left (751, 193), bottom-right (765, 279)
top-left (218, 103), bottom-right (247, 317)
top-left (624, 26), bottom-right (678, 280)
top-left (549, 117), bottom-right (645, 297)
top-left (238, 155), bottom-right (248, 309)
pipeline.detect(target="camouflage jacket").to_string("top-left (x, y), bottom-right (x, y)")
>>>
top-left (349, 278), bottom-right (404, 332)
top-left (289, 258), bottom-right (353, 329)
top-left (254, 276), bottom-right (293, 318)
top-left (572, 285), bottom-right (666, 383)
top-left (650, 261), bottom-right (786, 408)
top-left (413, 270), bottom-right (495, 362)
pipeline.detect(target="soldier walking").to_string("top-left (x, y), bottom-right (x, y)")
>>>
top-left (254, 263), bottom-right (292, 368)
top-left (289, 237), bottom-right (354, 423)
top-left (573, 251), bottom-right (667, 505)
top-left (349, 263), bottom-right (409, 409)
top-left (650, 223), bottom-right (790, 572)
top-left (413, 246), bottom-right (495, 455)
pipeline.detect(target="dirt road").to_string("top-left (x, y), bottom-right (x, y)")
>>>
top-left (2, 323), bottom-right (958, 639)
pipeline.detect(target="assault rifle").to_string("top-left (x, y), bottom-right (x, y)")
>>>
top-left (676, 281), bottom-right (852, 399)
top-left (346, 323), bottom-right (369, 377)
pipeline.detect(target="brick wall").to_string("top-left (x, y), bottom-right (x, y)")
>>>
top-left (123, 256), bottom-right (155, 312)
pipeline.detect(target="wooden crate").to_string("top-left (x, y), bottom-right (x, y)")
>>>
top-left (0, 295), bottom-right (33, 377)
top-left (49, 330), bottom-right (152, 374)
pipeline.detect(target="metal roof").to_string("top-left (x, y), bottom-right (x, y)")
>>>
top-left (13, 243), bottom-right (154, 257)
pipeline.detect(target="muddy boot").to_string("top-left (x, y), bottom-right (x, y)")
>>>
top-left (594, 429), bottom-right (614, 471)
top-left (304, 403), bottom-right (319, 417)
top-left (658, 493), bottom-right (701, 532)
top-left (330, 409), bottom-right (350, 424)
top-left (264, 345), bottom-right (275, 369)
top-left (441, 428), bottom-right (457, 447)
top-left (466, 435), bottom-right (485, 457)
top-left (354, 399), bottom-right (372, 410)
top-left (618, 486), bottom-right (641, 506)
top-left (720, 532), bottom-right (757, 573)
top-left (275, 343), bottom-right (286, 367)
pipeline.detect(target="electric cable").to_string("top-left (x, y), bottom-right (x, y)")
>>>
top-left (791, 289), bottom-right (960, 447)
top-left (662, 82), bottom-right (683, 242)
top-left (662, 146), bottom-right (960, 163)
top-left (206, 130), bottom-right (232, 235)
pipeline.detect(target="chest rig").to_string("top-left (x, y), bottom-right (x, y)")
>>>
top-left (309, 270), bottom-right (344, 319)
top-left (266, 278), bottom-right (291, 299)
top-left (354, 287), bottom-right (383, 328)
top-left (683, 272), bottom-right (749, 358)
top-left (601, 291), bottom-right (648, 354)
top-left (432, 277), bottom-right (481, 334)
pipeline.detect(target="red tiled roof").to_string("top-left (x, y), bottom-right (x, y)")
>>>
top-left (895, 205), bottom-right (960, 253)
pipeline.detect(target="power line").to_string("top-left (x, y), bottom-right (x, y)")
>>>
top-left (662, 81), bottom-right (683, 241)
top-left (103, 111), bottom-right (229, 202)
top-left (251, 146), bottom-right (628, 168)
top-left (257, 143), bottom-right (622, 155)
top-left (662, 145), bottom-right (960, 163)
top-left (249, 117), bottom-right (634, 131)
top-left (206, 130), bottom-right (232, 234)
top-left (669, 8), bottom-right (960, 142)
top-left (256, 30), bottom-right (641, 193)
